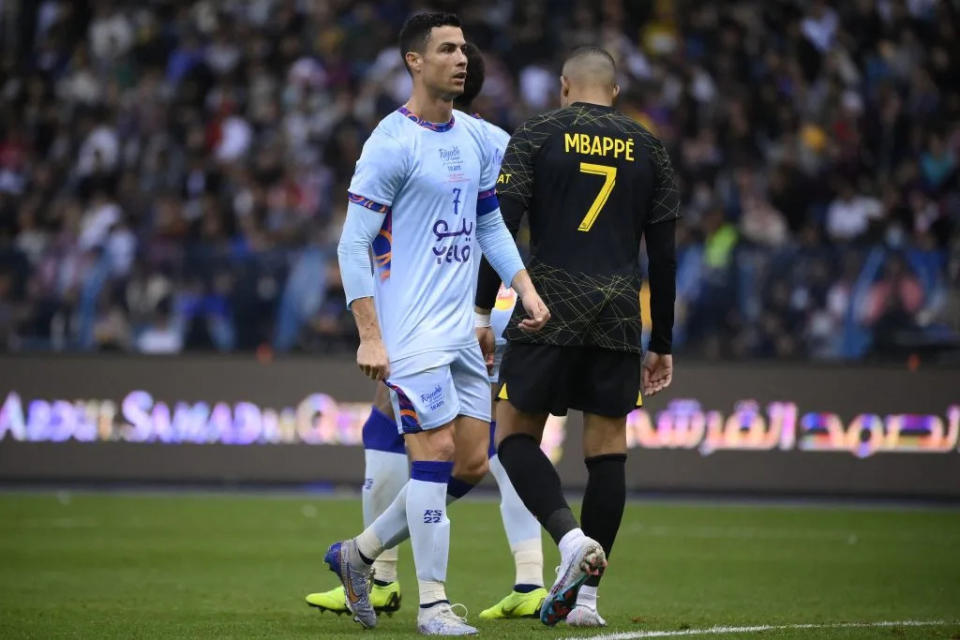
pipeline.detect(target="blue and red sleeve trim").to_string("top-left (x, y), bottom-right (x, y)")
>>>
top-left (348, 192), bottom-right (391, 214)
top-left (477, 187), bottom-right (499, 217)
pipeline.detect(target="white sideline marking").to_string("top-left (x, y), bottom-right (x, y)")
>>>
top-left (562, 619), bottom-right (951, 640)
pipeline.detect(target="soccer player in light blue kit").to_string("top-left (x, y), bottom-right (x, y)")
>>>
top-left (306, 42), bottom-right (548, 623)
top-left (326, 12), bottom-right (549, 636)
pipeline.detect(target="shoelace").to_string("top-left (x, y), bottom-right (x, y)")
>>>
top-left (450, 602), bottom-right (469, 622)
top-left (436, 602), bottom-right (470, 623)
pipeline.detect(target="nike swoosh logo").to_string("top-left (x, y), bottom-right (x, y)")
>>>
top-left (342, 558), bottom-right (360, 604)
top-left (502, 595), bottom-right (544, 617)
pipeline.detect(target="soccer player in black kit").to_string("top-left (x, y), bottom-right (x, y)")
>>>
top-left (475, 47), bottom-right (679, 627)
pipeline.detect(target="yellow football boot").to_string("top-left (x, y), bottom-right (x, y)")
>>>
top-left (478, 587), bottom-right (547, 620)
top-left (305, 581), bottom-right (401, 615)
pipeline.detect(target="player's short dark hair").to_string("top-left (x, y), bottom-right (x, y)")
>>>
top-left (564, 46), bottom-right (617, 74)
top-left (398, 11), bottom-right (462, 74)
top-left (454, 42), bottom-right (485, 110)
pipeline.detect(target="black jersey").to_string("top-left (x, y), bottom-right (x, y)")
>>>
top-left (477, 102), bottom-right (679, 354)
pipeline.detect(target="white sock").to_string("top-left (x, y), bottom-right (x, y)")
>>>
top-left (360, 472), bottom-right (468, 565)
top-left (419, 580), bottom-right (447, 607)
top-left (407, 461), bottom-right (452, 606)
top-left (489, 453), bottom-right (543, 587)
top-left (371, 548), bottom-right (398, 583)
top-left (362, 448), bottom-right (408, 584)
top-left (362, 450), bottom-right (409, 527)
top-left (577, 585), bottom-right (598, 608)
top-left (490, 454), bottom-right (542, 545)
top-left (356, 526), bottom-right (386, 562)
top-left (511, 538), bottom-right (544, 588)
top-left (558, 528), bottom-right (587, 561)
top-left (360, 483), bottom-right (409, 559)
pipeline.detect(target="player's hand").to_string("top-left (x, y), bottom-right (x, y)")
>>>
top-left (357, 339), bottom-right (390, 381)
top-left (518, 292), bottom-right (550, 332)
top-left (476, 326), bottom-right (496, 375)
top-left (642, 352), bottom-right (673, 396)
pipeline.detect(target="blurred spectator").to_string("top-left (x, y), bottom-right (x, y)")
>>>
top-left (861, 255), bottom-right (925, 328)
top-left (826, 182), bottom-right (883, 243)
top-left (136, 297), bottom-right (182, 355)
top-left (0, 0), bottom-right (956, 361)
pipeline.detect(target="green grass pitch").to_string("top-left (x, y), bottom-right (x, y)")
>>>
top-left (1, 492), bottom-right (958, 639)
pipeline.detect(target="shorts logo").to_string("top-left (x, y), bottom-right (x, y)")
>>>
top-left (420, 385), bottom-right (445, 411)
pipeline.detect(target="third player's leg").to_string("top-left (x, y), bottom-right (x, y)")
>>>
top-left (362, 384), bottom-right (408, 587)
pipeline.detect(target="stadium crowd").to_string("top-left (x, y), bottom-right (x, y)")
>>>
top-left (0, 0), bottom-right (957, 360)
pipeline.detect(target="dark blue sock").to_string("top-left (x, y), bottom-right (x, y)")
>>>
top-left (487, 421), bottom-right (497, 458)
top-left (447, 476), bottom-right (476, 500)
top-left (513, 583), bottom-right (540, 593)
top-left (419, 599), bottom-right (450, 609)
top-left (362, 406), bottom-right (405, 454)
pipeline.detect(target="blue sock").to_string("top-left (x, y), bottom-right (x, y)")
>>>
top-left (447, 476), bottom-right (475, 501)
top-left (419, 599), bottom-right (450, 609)
top-left (488, 420), bottom-right (497, 459)
top-left (362, 406), bottom-right (405, 456)
top-left (514, 584), bottom-right (540, 593)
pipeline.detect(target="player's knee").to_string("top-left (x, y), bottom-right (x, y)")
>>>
top-left (430, 435), bottom-right (456, 462)
top-left (453, 450), bottom-right (488, 484)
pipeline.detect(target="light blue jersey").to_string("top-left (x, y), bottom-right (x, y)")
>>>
top-left (476, 116), bottom-right (510, 175)
top-left (347, 107), bottom-right (504, 361)
top-left (473, 117), bottom-right (518, 382)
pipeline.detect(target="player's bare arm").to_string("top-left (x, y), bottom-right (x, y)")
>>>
top-left (350, 297), bottom-right (389, 381)
top-left (509, 269), bottom-right (550, 332)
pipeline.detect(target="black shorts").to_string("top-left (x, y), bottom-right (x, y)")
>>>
top-left (497, 342), bottom-right (643, 417)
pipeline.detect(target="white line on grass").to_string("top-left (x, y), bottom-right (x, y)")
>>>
top-left (562, 619), bottom-right (951, 640)
top-left (622, 523), bottom-right (960, 545)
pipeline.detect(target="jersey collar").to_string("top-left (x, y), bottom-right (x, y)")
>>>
top-left (397, 106), bottom-right (455, 132)
top-left (571, 101), bottom-right (615, 111)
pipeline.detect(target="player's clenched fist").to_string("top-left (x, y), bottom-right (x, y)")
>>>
top-left (357, 339), bottom-right (390, 381)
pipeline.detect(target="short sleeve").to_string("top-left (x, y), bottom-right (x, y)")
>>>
top-left (478, 124), bottom-right (500, 193)
top-left (347, 131), bottom-right (408, 211)
top-left (647, 138), bottom-right (680, 225)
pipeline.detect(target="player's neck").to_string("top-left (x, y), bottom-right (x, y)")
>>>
top-left (565, 93), bottom-right (614, 108)
top-left (405, 86), bottom-right (455, 125)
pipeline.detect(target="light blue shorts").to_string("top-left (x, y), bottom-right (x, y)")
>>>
top-left (384, 345), bottom-right (491, 434)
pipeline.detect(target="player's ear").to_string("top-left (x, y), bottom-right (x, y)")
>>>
top-left (560, 75), bottom-right (570, 98)
top-left (612, 83), bottom-right (621, 100)
top-left (405, 51), bottom-right (422, 74)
